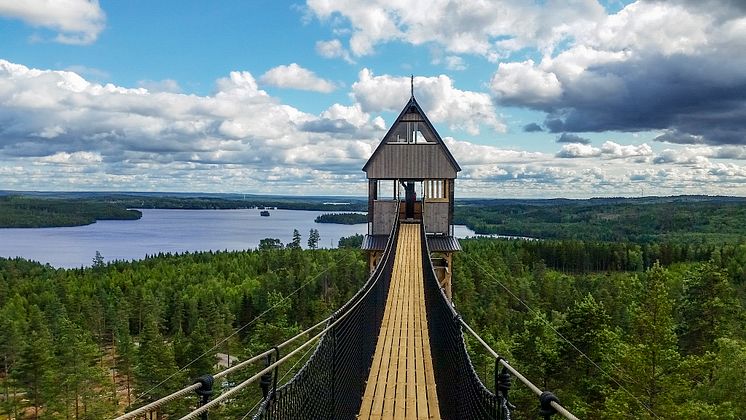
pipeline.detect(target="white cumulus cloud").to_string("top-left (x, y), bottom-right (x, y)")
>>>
top-left (0, 0), bottom-right (106, 44)
top-left (305, 0), bottom-right (604, 57)
top-left (491, 60), bottom-right (563, 105)
top-left (315, 39), bottom-right (354, 63)
top-left (556, 143), bottom-right (602, 158)
top-left (259, 63), bottom-right (337, 93)
top-left (136, 79), bottom-right (182, 93)
top-left (600, 141), bottom-right (652, 159)
top-left (444, 56), bottom-right (467, 71)
top-left (38, 151), bottom-right (102, 165)
top-left (352, 69), bottom-right (505, 135)
top-left (0, 59), bottom-right (387, 193)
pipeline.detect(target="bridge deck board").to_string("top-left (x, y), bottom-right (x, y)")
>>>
top-left (359, 223), bottom-right (440, 420)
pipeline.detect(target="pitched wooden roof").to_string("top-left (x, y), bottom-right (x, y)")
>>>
top-left (362, 96), bottom-right (461, 176)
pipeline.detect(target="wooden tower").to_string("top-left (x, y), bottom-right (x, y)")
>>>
top-left (361, 83), bottom-right (461, 299)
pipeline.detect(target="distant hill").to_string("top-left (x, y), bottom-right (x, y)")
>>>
top-left (0, 191), bottom-right (368, 228)
top-left (3, 191), bottom-right (745, 239)
top-left (457, 195), bottom-right (746, 207)
top-left (455, 195), bottom-right (746, 242)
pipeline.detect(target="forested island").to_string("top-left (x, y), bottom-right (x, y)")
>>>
top-left (314, 212), bottom-right (367, 224)
top-left (0, 196), bottom-right (141, 228)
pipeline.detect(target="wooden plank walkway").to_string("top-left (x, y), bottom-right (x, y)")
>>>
top-left (359, 223), bottom-right (440, 420)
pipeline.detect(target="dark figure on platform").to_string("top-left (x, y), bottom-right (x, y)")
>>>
top-left (401, 181), bottom-right (416, 219)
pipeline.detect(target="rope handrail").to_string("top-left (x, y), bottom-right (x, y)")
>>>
top-left (179, 323), bottom-right (328, 420)
top-left (459, 317), bottom-right (579, 420)
top-left (112, 317), bottom-right (331, 420)
top-left (214, 317), bottom-right (329, 381)
top-left (112, 383), bottom-right (202, 420)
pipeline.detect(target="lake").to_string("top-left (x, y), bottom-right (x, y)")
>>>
top-left (0, 209), bottom-right (477, 268)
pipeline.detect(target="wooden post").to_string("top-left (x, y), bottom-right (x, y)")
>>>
top-left (368, 251), bottom-right (382, 274)
top-left (448, 179), bottom-right (455, 236)
top-left (368, 180), bottom-right (376, 235)
top-left (444, 253), bottom-right (453, 301)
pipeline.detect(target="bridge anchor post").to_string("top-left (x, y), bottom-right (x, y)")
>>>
top-left (539, 391), bottom-right (561, 419)
top-left (495, 359), bottom-right (514, 419)
top-left (259, 347), bottom-right (280, 402)
top-left (193, 374), bottom-right (214, 420)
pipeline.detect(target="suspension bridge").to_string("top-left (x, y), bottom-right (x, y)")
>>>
top-left (114, 90), bottom-right (579, 419)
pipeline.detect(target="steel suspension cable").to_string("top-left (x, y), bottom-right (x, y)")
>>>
top-left (463, 251), bottom-right (660, 419)
top-left (214, 316), bottom-right (329, 381)
top-left (240, 397), bottom-right (265, 420)
top-left (460, 318), bottom-right (578, 420)
top-left (239, 335), bottom-right (318, 420)
top-left (113, 317), bottom-right (330, 420)
top-left (129, 253), bottom-right (348, 407)
top-left (178, 257), bottom-right (392, 420)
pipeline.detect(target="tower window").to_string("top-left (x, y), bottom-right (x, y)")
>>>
top-left (424, 180), bottom-right (446, 200)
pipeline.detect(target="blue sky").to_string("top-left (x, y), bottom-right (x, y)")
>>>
top-left (0, 0), bottom-right (745, 197)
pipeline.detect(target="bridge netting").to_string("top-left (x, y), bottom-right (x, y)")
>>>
top-left (253, 209), bottom-right (400, 419)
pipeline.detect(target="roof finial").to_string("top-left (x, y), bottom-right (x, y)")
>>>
top-left (410, 74), bottom-right (414, 98)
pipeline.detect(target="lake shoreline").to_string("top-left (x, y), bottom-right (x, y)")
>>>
top-left (1, 208), bottom-right (478, 269)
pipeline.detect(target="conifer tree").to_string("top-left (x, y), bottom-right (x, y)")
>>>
top-left (55, 316), bottom-right (115, 419)
top-left (237, 292), bottom-right (256, 340)
top-left (307, 228), bottom-right (320, 250)
top-left (172, 325), bottom-right (188, 370)
top-left (288, 229), bottom-right (302, 249)
top-left (512, 311), bottom-right (560, 390)
top-left (12, 306), bottom-right (54, 419)
top-left (185, 319), bottom-right (214, 379)
top-left (0, 295), bottom-right (26, 418)
top-left (677, 262), bottom-right (738, 355)
top-left (556, 293), bottom-right (618, 415)
top-left (258, 238), bottom-right (283, 250)
top-left (134, 316), bottom-right (184, 417)
top-left (605, 264), bottom-right (684, 418)
top-left (115, 322), bottom-right (136, 408)
top-left (709, 338), bottom-right (746, 414)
